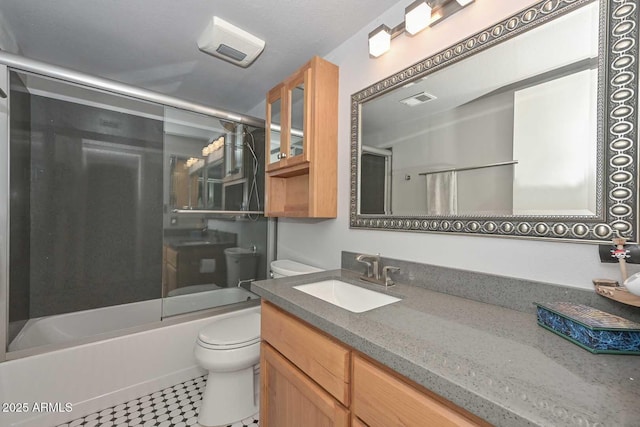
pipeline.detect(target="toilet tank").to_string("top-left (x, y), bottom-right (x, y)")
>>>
top-left (225, 247), bottom-right (258, 287)
top-left (270, 259), bottom-right (323, 278)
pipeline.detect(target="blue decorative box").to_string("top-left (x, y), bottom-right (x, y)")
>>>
top-left (536, 302), bottom-right (640, 355)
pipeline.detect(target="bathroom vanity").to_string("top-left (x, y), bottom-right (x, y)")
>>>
top-left (251, 269), bottom-right (640, 427)
top-left (260, 300), bottom-right (486, 426)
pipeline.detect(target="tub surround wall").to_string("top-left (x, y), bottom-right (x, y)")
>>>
top-left (342, 251), bottom-right (640, 323)
top-left (26, 93), bottom-right (164, 318)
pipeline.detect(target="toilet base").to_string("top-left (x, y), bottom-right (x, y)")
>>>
top-left (198, 365), bottom-right (259, 427)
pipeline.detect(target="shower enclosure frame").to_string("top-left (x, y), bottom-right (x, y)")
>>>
top-left (0, 52), bottom-right (274, 362)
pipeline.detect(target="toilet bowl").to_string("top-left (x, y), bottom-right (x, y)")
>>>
top-left (194, 310), bottom-right (261, 427)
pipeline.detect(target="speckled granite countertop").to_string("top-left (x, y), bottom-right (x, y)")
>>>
top-left (251, 269), bottom-right (640, 427)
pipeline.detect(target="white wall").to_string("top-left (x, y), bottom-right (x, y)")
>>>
top-left (273, 0), bottom-right (638, 290)
top-left (512, 69), bottom-right (598, 215)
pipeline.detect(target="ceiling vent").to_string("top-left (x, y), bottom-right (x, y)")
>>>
top-left (400, 91), bottom-right (437, 107)
top-left (197, 17), bottom-right (265, 68)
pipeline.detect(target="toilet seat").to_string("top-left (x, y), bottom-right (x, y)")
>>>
top-left (271, 259), bottom-right (322, 277)
top-left (197, 312), bottom-right (260, 350)
top-left (197, 336), bottom-right (260, 350)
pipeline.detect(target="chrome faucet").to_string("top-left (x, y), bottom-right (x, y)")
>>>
top-left (356, 253), bottom-right (380, 279)
top-left (355, 254), bottom-right (401, 288)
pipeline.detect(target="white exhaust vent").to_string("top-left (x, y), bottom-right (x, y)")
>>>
top-left (400, 91), bottom-right (437, 107)
top-left (197, 16), bottom-right (265, 68)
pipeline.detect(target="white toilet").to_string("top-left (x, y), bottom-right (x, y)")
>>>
top-left (194, 259), bottom-right (322, 426)
top-left (194, 310), bottom-right (261, 427)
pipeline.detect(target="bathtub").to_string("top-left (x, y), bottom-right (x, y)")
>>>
top-left (8, 299), bottom-right (161, 352)
top-left (1, 303), bottom-right (260, 427)
top-left (8, 287), bottom-right (259, 353)
top-left (162, 287), bottom-right (260, 317)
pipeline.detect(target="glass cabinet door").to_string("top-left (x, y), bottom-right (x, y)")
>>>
top-left (267, 86), bottom-right (284, 166)
top-left (289, 82), bottom-right (305, 159)
top-left (285, 66), bottom-right (311, 165)
top-left (266, 65), bottom-right (311, 171)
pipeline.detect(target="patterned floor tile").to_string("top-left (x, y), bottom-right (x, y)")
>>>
top-left (56, 376), bottom-right (259, 427)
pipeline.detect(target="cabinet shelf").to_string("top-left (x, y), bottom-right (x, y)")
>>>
top-left (267, 162), bottom-right (309, 178)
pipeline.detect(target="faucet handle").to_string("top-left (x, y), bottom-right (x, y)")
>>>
top-left (382, 266), bottom-right (400, 287)
top-left (356, 258), bottom-right (373, 277)
top-left (356, 253), bottom-right (379, 278)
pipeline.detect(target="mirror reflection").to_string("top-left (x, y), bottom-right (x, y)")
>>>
top-left (359, 1), bottom-right (600, 217)
top-left (163, 107), bottom-right (266, 317)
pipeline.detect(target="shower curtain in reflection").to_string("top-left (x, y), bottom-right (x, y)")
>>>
top-left (425, 171), bottom-right (458, 215)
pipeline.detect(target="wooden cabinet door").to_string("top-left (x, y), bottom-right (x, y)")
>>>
top-left (261, 301), bottom-right (350, 405)
top-left (261, 342), bottom-right (349, 427)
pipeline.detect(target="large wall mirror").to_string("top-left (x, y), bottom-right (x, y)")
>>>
top-left (350, 0), bottom-right (639, 242)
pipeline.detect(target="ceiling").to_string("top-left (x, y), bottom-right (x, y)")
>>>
top-left (0, 0), bottom-right (398, 117)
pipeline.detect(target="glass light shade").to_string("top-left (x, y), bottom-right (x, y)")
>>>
top-left (405, 1), bottom-right (432, 35)
top-left (368, 25), bottom-right (391, 57)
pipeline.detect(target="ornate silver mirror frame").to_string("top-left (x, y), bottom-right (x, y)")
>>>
top-left (350, 0), bottom-right (639, 243)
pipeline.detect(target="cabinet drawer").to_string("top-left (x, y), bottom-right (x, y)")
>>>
top-left (353, 355), bottom-right (484, 427)
top-left (261, 301), bottom-right (350, 405)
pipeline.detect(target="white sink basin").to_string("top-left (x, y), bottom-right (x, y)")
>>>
top-left (293, 280), bottom-right (401, 313)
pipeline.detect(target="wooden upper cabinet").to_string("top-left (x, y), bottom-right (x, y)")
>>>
top-left (265, 56), bottom-right (338, 218)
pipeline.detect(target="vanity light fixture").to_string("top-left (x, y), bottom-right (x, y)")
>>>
top-left (405, 0), bottom-right (432, 35)
top-left (368, 0), bottom-right (475, 58)
top-left (368, 24), bottom-right (392, 57)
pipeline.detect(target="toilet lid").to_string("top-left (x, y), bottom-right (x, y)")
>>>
top-left (198, 312), bottom-right (260, 348)
top-left (270, 259), bottom-right (323, 276)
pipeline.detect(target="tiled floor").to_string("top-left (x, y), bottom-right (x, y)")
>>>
top-left (57, 376), bottom-right (259, 427)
